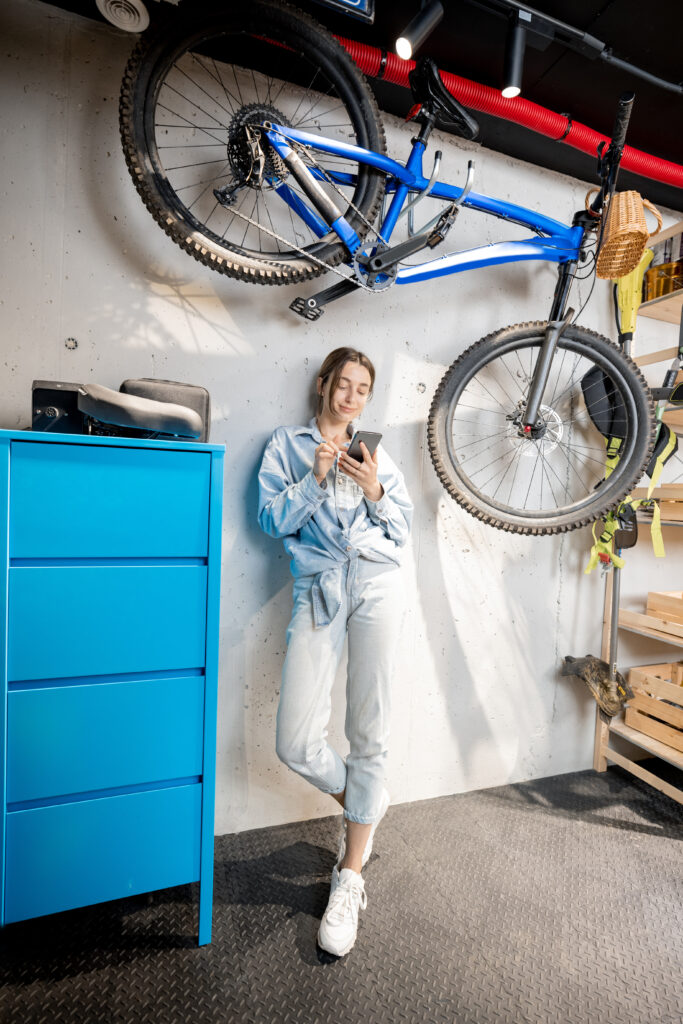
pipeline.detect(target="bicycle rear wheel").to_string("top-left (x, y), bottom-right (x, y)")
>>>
top-left (119, 0), bottom-right (385, 283)
top-left (428, 322), bottom-right (655, 534)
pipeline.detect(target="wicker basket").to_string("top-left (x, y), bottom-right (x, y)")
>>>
top-left (586, 189), bottom-right (662, 280)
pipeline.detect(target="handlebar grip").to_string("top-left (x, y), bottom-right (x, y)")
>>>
top-left (610, 91), bottom-right (635, 151)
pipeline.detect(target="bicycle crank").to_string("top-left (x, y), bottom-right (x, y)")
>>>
top-left (353, 244), bottom-right (397, 291)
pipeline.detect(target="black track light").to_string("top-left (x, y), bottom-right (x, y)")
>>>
top-left (502, 9), bottom-right (530, 98)
top-left (395, 0), bottom-right (445, 61)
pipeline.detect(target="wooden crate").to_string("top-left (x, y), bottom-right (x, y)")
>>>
top-left (647, 591), bottom-right (683, 625)
top-left (632, 494), bottom-right (683, 522)
top-left (626, 663), bottom-right (683, 753)
top-left (658, 502), bottom-right (683, 522)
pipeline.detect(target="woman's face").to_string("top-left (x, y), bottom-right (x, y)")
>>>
top-left (319, 360), bottom-right (372, 422)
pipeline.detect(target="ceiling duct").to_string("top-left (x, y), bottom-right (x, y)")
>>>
top-left (95, 0), bottom-right (150, 32)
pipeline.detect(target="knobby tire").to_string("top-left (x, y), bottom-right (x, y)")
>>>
top-left (428, 322), bottom-right (655, 535)
top-left (119, 0), bottom-right (386, 284)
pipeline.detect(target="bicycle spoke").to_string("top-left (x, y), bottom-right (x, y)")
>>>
top-left (289, 66), bottom-right (324, 125)
top-left (250, 68), bottom-right (261, 105)
top-left (499, 352), bottom-right (530, 402)
top-left (294, 82), bottom-right (339, 128)
top-left (452, 405), bottom-right (509, 418)
top-left (163, 156), bottom-right (231, 172)
top-left (464, 374), bottom-right (516, 417)
top-left (452, 429), bottom-right (509, 451)
top-left (231, 64), bottom-right (244, 107)
top-left (173, 61), bottom-right (236, 122)
top-left (161, 81), bottom-right (230, 131)
top-left (202, 199), bottom-right (220, 227)
top-left (505, 444), bottom-right (526, 506)
top-left (174, 171), bottom-right (232, 192)
top-left (209, 56), bottom-right (242, 111)
top-left (187, 161), bottom-right (231, 210)
top-left (190, 53), bottom-right (241, 113)
top-left (547, 348), bottom-right (574, 407)
top-left (156, 102), bottom-right (228, 147)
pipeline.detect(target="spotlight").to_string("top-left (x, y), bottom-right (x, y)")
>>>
top-left (395, 0), bottom-right (444, 61)
top-left (502, 10), bottom-right (531, 98)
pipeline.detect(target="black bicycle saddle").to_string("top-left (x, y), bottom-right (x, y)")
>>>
top-left (409, 57), bottom-right (479, 141)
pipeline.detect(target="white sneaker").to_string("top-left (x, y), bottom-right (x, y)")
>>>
top-left (328, 861), bottom-right (341, 898)
top-left (317, 868), bottom-right (367, 956)
top-left (336, 788), bottom-right (390, 869)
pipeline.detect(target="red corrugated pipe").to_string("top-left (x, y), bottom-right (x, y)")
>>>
top-left (336, 36), bottom-right (683, 191)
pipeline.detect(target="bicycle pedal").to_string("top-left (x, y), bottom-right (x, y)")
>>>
top-left (427, 204), bottom-right (458, 249)
top-left (289, 296), bottom-right (324, 322)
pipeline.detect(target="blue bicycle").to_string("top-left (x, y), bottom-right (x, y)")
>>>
top-left (120, 0), bottom-right (655, 535)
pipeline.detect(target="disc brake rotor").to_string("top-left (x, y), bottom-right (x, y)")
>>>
top-left (508, 404), bottom-right (564, 456)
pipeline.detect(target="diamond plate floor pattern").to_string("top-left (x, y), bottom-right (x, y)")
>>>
top-left (1, 765), bottom-right (682, 1024)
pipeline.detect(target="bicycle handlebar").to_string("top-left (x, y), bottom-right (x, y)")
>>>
top-left (590, 91), bottom-right (635, 214)
top-left (610, 90), bottom-right (635, 153)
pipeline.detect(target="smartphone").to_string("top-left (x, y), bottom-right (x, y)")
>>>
top-left (345, 430), bottom-right (382, 462)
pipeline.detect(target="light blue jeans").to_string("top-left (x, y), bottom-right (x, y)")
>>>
top-left (276, 558), bottom-right (405, 824)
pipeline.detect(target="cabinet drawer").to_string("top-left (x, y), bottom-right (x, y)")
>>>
top-left (7, 676), bottom-right (204, 803)
top-left (8, 565), bottom-right (207, 681)
top-left (10, 441), bottom-right (210, 558)
top-left (4, 784), bottom-right (201, 923)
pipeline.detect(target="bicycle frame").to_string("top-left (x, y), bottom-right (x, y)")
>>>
top-left (264, 123), bottom-right (586, 282)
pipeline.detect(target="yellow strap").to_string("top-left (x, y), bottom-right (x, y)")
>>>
top-left (604, 436), bottom-right (622, 478)
top-left (624, 495), bottom-right (665, 557)
top-left (647, 427), bottom-right (678, 497)
top-left (584, 496), bottom-right (665, 572)
top-left (649, 500), bottom-right (665, 557)
top-left (584, 515), bottom-right (625, 573)
top-left (615, 248), bottom-right (654, 334)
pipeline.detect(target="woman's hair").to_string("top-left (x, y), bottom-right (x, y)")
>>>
top-left (315, 347), bottom-right (375, 416)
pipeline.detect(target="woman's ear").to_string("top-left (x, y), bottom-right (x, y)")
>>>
top-left (316, 376), bottom-right (323, 396)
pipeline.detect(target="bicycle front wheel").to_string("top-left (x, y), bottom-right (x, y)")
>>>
top-left (120, 0), bottom-right (385, 284)
top-left (428, 322), bottom-right (655, 534)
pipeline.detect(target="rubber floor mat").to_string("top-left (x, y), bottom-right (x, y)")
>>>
top-left (1, 764), bottom-right (682, 1024)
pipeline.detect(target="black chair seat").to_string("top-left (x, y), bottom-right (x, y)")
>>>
top-left (78, 384), bottom-right (203, 438)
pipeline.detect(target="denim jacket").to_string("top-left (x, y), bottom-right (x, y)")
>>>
top-left (258, 418), bottom-right (413, 624)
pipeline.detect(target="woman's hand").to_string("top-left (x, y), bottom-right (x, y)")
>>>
top-left (339, 442), bottom-right (384, 503)
top-left (313, 438), bottom-right (340, 484)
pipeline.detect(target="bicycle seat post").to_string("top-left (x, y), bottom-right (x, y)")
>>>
top-left (413, 108), bottom-right (437, 148)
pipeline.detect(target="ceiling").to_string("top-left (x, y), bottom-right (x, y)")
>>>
top-left (44, 0), bottom-right (683, 211)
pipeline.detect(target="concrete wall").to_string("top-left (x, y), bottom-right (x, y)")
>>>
top-left (3, 0), bottom-right (680, 835)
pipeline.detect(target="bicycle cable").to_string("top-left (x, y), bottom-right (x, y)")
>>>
top-left (574, 265), bottom-right (597, 322)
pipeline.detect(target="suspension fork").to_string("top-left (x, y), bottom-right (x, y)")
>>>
top-left (522, 260), bottom-right (577, 428)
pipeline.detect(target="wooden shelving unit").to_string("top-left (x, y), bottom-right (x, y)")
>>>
top-left (595, 567), bottom-right (683, 805)
top-left (638, 217), bottom-right (683, 325)
top-left (638, 291), bottom-right (683, 325)
top-left (593, 235), bottom-right (683, 804)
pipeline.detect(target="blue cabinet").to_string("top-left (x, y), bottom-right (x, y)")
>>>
top-left (0, 430), bottom-right (223, 945)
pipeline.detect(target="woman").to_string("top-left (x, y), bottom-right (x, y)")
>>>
top-left (258, 346), bottom-right (413, 957)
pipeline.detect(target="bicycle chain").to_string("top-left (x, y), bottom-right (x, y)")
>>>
top-left (222, 201), bottom-right (378, 292)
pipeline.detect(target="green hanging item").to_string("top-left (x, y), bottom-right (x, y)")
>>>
top-left (584, 495), bottom-right (664, 574)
